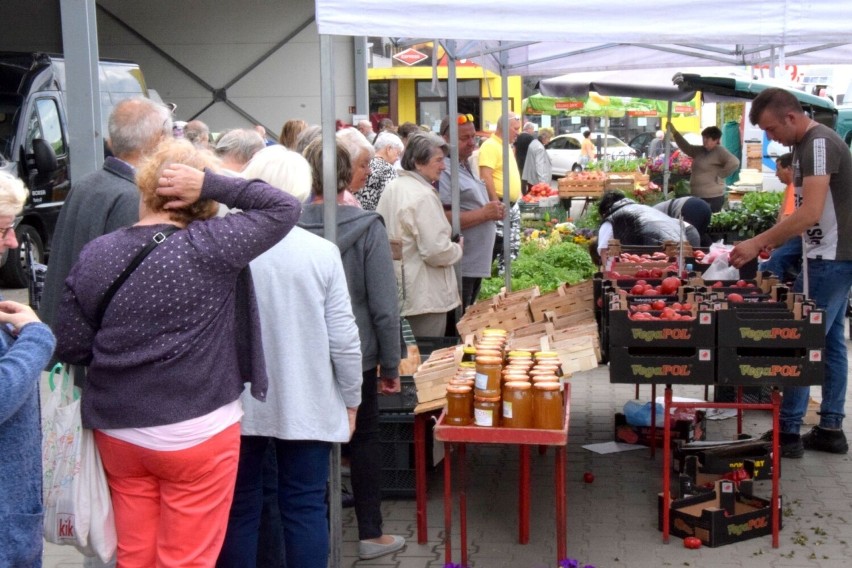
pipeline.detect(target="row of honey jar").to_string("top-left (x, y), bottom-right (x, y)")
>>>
top-left (445, 380), bottom-right (564, 429)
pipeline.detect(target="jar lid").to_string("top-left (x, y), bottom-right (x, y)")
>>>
top-left (529, 367), bottom-right (557, 375)
top-left (462, 345), bottom-right (477, 354)
top-left (474, 395), bottom-right (502, 402)
top-left (534, 381), bottom-right (562, 391)
top-left (532, 364), bottom-right (560, 373)
top-left (481, 328), bottom-right (507, 336)
top-left (531, 375), bottom-right (560, 383)
top-left (451, 377), bottom-right (475, 385)
top-left (503, 381), bottom-right (532, 390)
top-left (458, 361), bottom-right (476, 369)
top-left (475, 355), bottom-right (503, 365)
top-left (446, 384), bottom-right (472, 393)
top-left (508, 350), bottom-right (533, 358)
top-left (535, 351), bottom-right (559, 359)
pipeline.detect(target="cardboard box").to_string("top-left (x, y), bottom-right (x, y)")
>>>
top-left (608, 309), bottom-right (715, 348)
top-left (673, 441), bottom-right (774, 481)
top-left (609, 345), bottom-right (715, 385)
top-left (716, 346), bottom-right (824, 388)
top-left (658, 480), bottom-right (781, 547)
top-left (716, 307), bottom-right (825, 348)
top-left (614, 411), bottom-right (705, 448)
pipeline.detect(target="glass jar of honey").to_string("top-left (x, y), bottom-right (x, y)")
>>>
top-left (502, 381), bottom-right (533, 428)
top-left (445, 384), bottom-right (473, 426)
top-left (461, 345), bottom-right (477, 364)
top-left (533, 381), bottom-right (564, 430)
top-left (474, 355), bottom-right (503, 397)
top-left (473, 395), bottom-right (501, 427)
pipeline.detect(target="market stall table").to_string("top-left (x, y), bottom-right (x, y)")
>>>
top-left (433, 385), bottom-right (570, 566)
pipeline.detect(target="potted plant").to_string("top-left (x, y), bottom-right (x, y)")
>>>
top-left (707, 191), bottom-right (783, 242)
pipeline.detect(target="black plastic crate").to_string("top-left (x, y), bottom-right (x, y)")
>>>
top-left (378, 376), bottom-right (418, 413)
top-left (713, 385), bottom-right (774, 404)
top-left (415, 336), bottom-right (460, 359)
top-left (378, 412), bottom-right (434, 498)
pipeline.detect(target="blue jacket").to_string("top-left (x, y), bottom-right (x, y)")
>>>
top-left (0, 322), bottom-right (56, 567)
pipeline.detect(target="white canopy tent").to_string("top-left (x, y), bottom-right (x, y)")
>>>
top-left (313, 2), bottom-right (852, 563)
top-left (317, 1), bottom-right (852, 74)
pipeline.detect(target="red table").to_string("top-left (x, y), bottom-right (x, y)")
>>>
top-left (433, 384), bottom-right (570, 567)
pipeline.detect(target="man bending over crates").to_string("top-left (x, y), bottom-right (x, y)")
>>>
top-left (730, 87), bottom-right (852, 458)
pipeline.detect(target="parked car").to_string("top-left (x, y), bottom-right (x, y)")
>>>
top-left (0, 52), bottom-right (151, 287)
top-left (545, 133), bottom-right (636, 177)
top-left (629, 131), bottom-right (703, 158)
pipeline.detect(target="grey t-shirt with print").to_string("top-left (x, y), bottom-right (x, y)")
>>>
top-left (794, 123), bottom-right (852, 260)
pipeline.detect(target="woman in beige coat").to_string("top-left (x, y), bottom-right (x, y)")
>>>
top-left (376, 132), bottom-right (463, 338)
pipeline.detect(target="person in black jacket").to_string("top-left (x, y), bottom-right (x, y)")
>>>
top-left (596, 190), bottom-right (700, 261)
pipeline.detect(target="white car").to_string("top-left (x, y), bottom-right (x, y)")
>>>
top-left (545, 133), bottom-right (636, 177)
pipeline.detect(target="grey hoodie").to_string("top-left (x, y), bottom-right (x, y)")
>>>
top-left (299, 204), bottom-right (401, 378)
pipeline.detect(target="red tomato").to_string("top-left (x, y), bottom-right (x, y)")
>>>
top-left (683, 536), bottom-right (702, 549)
top-left (660, 276), bottom-right (681, 295)
top-left (644, 288), bottom-right (659, 296)
top-left (634, 279), bottom-right (648, 287)
top-left (651, 300), bottom-right (666, 310)
top-left (583, 472), bottom-right (595, 483)
top-left (728, 293), bottom-right (744, 303)
top-left (711, 281), bottom-right (724, 288)
top-left (630, 284), bottom-right (645, 295)
top-left (736, 279), bottom-right (747, 288)
top-left (650, 268), bottom-right (664, 278)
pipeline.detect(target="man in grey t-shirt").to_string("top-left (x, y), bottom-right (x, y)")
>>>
top-left (731, 87), bottom-right (852, 458)
top-left (438, 115), bottom-right (504, 308)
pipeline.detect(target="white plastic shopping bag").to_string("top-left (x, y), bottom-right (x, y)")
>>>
top-left (42, 364), bottom-right (116, 562)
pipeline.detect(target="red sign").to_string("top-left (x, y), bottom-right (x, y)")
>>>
top-left (674, 105), bottom-right (695, 114)
top-left (393, 48), bottom-right (429, 66)
top-left (554, 101), bottom-right (584, 110)
top-left (627, 110), bottom-right (659, 117)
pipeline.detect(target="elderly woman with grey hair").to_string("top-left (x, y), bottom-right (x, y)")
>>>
top-left (214, 128), bottom-right (266, 174)
top-left (0, 173), bottom-right (56, 567)
top-left (359, 131), bottom-right (403, 210)
top-left (335, 127), bottom-right (375, 208)
top-left (376, 132), bottom-right (463, 338)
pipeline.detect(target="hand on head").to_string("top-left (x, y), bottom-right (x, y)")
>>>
top-left (157, 163), bottom-right (205, 209)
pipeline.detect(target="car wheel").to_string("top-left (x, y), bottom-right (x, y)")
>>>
top-left (571, 164), bottom-right (583, 172)
top-left (0, 224), bottom-right (44, 288)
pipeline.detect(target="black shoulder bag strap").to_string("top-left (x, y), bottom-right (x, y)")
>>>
top-left (94, 226), bottom-right (179, 327)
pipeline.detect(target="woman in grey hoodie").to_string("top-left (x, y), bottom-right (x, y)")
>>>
top-left (299, 138), bottom-right (406, 560)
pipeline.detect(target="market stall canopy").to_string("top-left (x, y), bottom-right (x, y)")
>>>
top-left (315, 1), bottom-right (852, 75)
top-left (537, 69), bottom-right (696, 102)
top-left (523, 93), bottom-right (696, 118)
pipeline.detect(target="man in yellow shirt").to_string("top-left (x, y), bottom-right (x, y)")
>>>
top-left (479, 114), bottom-right (522, 203)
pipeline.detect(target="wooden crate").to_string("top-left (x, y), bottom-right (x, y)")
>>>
top-left (605, 174), bottom-right (636, 191)
top-left (558, 177), bottom-right (606, 198)
top-left (456, 303), bottom-right (533, 337)
top-left (634, 172), bottom-right (651, 185)
top-left (529, 282), bottom-right (595, 321)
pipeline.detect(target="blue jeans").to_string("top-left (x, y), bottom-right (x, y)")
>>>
top-left (781, 259), bottom-right (852, 433)
top-left (760, 236), bottom-right (802, 283)
top-left (217, 436), bottom-right (331, 568)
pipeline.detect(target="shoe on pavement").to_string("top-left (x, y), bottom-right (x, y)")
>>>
top-left (358, 535), bottom-right (405, 560)
top-left (802, 426), bottom-right (849, 454)
top-left (760, 430), bottom-right (804, 459)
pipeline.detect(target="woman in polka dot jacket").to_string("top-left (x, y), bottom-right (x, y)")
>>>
top-left (53, 139), bottom-right (302, 567)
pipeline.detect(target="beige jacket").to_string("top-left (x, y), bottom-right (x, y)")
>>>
top-left (376, 170), bottom-right (463, 317)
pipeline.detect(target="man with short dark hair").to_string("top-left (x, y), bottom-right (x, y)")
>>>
top-left (438, 115), bottom-right (504, 308)
top-left (730, 87), bottom-right (852, 458)
top-left (41, 97), bottom-right (173, 329)
top-left (668, 122), bottom-right (740, 212)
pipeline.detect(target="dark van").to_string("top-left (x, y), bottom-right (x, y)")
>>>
top-left (0, 52), bottom-right (149, 286)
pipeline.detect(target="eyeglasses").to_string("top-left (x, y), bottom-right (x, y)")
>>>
top-left (0, 226), bottom-right (16, 239)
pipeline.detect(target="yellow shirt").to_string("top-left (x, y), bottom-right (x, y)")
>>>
top-left (478, 134), bottom-right (521, 203)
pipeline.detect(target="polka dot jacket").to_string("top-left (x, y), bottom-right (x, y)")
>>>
top-left (54, 172), bottom-right (302, 429)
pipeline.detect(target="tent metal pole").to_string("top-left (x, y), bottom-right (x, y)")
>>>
top-left (663, 101), bottom-right (673, 197)
top-left (446, 40), bottom-right (464, 320)
top-left (319, 32), bottom-right (342, 568)
top-left (500, 47), bottom-right (512, 291)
